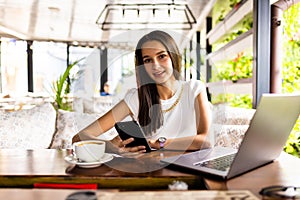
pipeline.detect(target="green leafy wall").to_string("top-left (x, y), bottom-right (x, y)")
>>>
top-left (210, 1), bottom-right (300, 157)
top-left (282, 3), bottom-right (300, 157)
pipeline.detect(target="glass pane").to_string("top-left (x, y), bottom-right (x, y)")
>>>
top-left (32, 41), bottom-right (67, 95)
top-left (0, 38), bottom-right (27, 96)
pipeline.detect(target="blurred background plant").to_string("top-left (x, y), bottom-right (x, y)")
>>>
top-left (282, 3), bottom-right (300, 157)
top-left (52, 57), bottom-right (85, 111)
top-left (211, 0), bottom-right (300, 157)
top-left (214, 52), bottom-right (252, 82)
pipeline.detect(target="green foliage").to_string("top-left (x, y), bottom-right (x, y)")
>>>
top-left (284, 118), bottom-right (300, 157)
top-left (210, 1), bottom-right (300, 158)
top-left (52, 58), bottom-right (85, 111)
top-left (211, 94), bottom-right (252, 108)
top-left (213, 0), bottom-right (243, 24)
top-left (212, 52), bottom-right (253, 82)
top-left (213, 15), bottom-right (253, 51)
top-left (282, 3), bottom-right (300, 157)
top-left (210, 0), bottom-right (253, 108)
top-left (209, 52), bottom-right (253, 108)
top-left (212, 0), bottom-right (253, 51)
top-left (282, 6), bottom-right (300, 94)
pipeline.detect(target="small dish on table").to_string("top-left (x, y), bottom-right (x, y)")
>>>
top-left (64, 153), bottom-right (114, 168)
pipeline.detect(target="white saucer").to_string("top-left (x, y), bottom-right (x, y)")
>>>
top-left (64, 153), bottom-right (114, 168)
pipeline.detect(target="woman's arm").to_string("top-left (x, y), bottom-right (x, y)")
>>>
top-left (149, 90), bottom-right (212, 151)
top-left (72, 100), bottom-right (130, 143)
top-left (72, 100), bottom-right (146, 154)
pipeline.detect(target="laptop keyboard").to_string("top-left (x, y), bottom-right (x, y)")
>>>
top-left (195, 153), bottom-right (236, 171)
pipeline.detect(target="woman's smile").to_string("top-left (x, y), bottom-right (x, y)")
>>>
top-left (153, 69), bottom-right (165, 78)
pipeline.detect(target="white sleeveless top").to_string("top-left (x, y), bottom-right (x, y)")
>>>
top-left (123, 80), bottom-right (205, 140)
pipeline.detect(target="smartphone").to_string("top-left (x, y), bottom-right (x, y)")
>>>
top-left (114, 121), bottom-right (152, 152)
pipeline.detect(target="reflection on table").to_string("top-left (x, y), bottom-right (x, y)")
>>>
top-left (0, 148), bottom-right (299, 198)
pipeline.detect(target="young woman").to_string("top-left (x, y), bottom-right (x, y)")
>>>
top-left (72, 30), bottom-right (212, 154)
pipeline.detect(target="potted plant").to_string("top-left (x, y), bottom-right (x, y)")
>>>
top-left (52, 58), bottom-right (85, 111)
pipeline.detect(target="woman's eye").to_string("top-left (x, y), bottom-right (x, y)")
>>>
top-left (159, 54), bottom-right (167, 59)
top-left (143, 59), bottom-right (151, 63)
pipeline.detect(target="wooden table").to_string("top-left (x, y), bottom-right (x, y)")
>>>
top-left (0, 149), bottom-right (299, 198)
top-left (0, 149), bottom-right (205, 190)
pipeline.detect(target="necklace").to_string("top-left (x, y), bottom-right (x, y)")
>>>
top-left (162, 84), bottom-right (184, 113)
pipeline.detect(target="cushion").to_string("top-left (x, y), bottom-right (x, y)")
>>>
top-left (211, 124), bottom-right (249, 149)
top-left (73, 96), bottom-right (115, 115)
top-left (50, 110), bottom-right (118, 149)
top-left (83, 97), bottom-right (114, 115)
top-left (212, 104), bottom-right (255, 125)
top-left (0, 103), bottom-right (56, 149)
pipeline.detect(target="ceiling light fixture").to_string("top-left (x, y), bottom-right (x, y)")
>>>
top-left (96, 0), bottom-right (196, 30)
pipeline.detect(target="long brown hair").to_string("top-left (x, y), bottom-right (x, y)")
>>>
top-left (134, 30), bottom-right (181, 136)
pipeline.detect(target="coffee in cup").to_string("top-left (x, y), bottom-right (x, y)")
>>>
top-left (73, 140), bottom-right (106, 162)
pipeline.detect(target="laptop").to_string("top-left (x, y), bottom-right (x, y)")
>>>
top-left (161, 93), bottom-right (300, 179)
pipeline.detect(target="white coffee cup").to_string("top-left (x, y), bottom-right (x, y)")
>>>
top-left (73, 140), bottom-right (106, 162)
